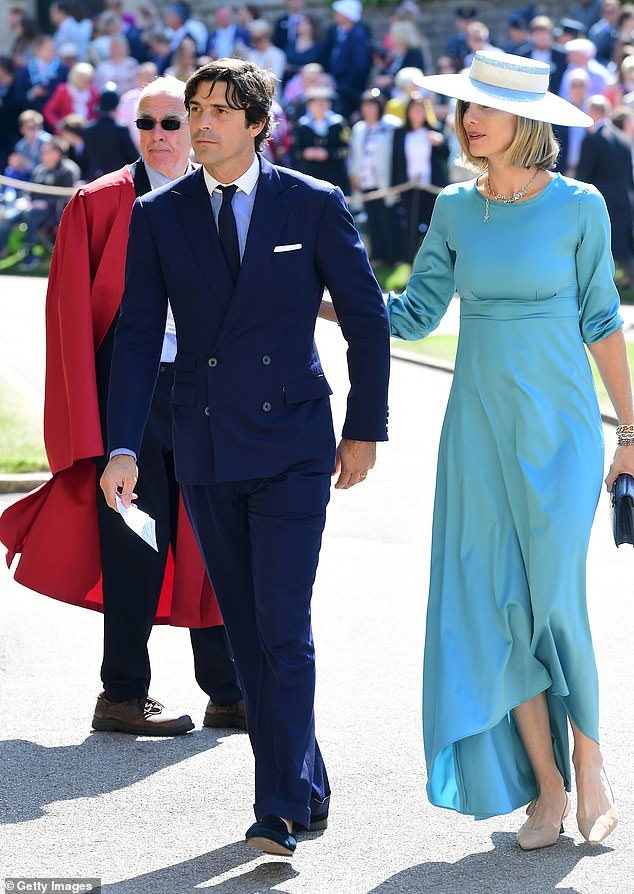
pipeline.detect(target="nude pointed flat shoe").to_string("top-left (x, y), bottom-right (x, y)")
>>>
top-left (516, 791), bottom-right (570, 851)
top-left (577, 771), bottom-right (619, 845)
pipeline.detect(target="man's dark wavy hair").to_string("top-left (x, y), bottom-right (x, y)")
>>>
top-left (185, 58), bottom-right (275, 152)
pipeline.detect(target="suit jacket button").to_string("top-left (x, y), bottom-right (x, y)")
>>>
top-left (261, 401), bottom-right (272, 412)
top-left (204, 406), bottom-right (210, 416)
top-left (208, 357), bottom-right (218, 368)
top-left (262, 355), bottom-right (271, 365)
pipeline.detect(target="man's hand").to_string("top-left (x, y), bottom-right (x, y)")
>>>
top-left (334, 438), bottom-right (376, 489)
top-left (100, 455), bottom-right (139, 511)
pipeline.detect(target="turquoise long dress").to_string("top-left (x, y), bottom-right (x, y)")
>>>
top-left (388, 173), bottom-right (624, 819)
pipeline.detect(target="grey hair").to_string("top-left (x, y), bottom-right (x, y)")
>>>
top-left (135, 76), bottom-right (186, 116)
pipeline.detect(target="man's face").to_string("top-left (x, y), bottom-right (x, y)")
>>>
top-left (38, 38), bottom-right (56, 62)
top-left (189, 79), bottom-right (264, 176)
top-left (216, 7), bottom-right (232, 28)
top-left (41, 143), bottom-right (62, 170)
top-left (50, 4), bottom-right (62, 25)
top-left (531, 27), bottom-right (552, 50)
top-left (138, 92), bottom-right (191, 178)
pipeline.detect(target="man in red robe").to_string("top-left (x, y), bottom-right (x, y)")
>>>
top-left (0, 76), bottom-right (245, 736)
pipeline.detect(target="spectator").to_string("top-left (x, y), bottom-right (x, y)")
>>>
top-left (325, 0), bottom-right (373, 119)
top-left (20, 137), bottom-right (80, 269)
top-left (291, 85), bottom-right (350, 190)
top-left (263, 98), bottom-right (292, 166)
top-left (145, 30), bottom-right (173, 74)
top-left (375, 21), bottom-right (427, 96)
top-left (391, 93), bottom-right (448, 261)
top-left (238, 4), bottom-right (259, 31)
top-left (82, 85), bottom-right (138, 179)
top-left (206, 6), bottom-right (251, 60)
top-left (14, 35), bottom-right (69, 115)
top-left (43, 62), bottom-right (98, 132)
top-left (165, 2), bottom-right (207, 56)
top-left (555, 66), bottom-right (590, 174)
top-left (11, 109), bottom-right (51, 175)
top-left (519, 16), bottom-right (567, 95)
top-left (273, 0), bottom-right (305, 52)
top-left (8, 9), bottom-right (40, 68)
top-left (282, 61), bottom-right (335, 122)
top-left (165, 35), bottom-right (198, 82)
top-left (577, 93), bottom-right (634, 284)
top-left (556, 17), bottom-right (587, 44)
top-left (384, 65), bottom-right (425, 123)
top-left (348, 88), bottom-right (399, 264)
top-left (94, 35), bottom-right (139, 94)
top-left (559, 37), bottom-right (610, 101)
top-left (116, 60), bottom-right (158, 145)
top-left (605, 53), bottom-right (634, 106)
top-left (285, 15), bottom-right (325, 80)
top-left (0, 56), bottom-right (21, 166)
top-left (247, 20), bottom-right (286, 87)
top-left (464, 22), bottom-right (501, 66)
top-left (58, 112), bottom-right (89, 178)
top-left (616, 4), bottom-right (634, 45)
top-left (50, 2), bottom-right (88, 60)
top-left (569, 0), bottom-right (603, 33)
top-left (445, 6), bottom-right (478, 66)
top-left (502, 11), bottom-right (533, 55)
top-left (589, 0), bottom-right (623, 65)
top-left (88, 11), bottom-right (125, 65)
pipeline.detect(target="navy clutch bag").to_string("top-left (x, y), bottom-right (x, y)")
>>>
top-left (610, 473), bottom-right (634, 547)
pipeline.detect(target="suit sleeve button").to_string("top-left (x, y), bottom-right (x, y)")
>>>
top-left (204, 406), bottom-right (210, 416)
top-left (262, 355), bottom-right (271, 365)
top-left (208, 357), bottom-right (218, 368)
top-left (261, 401), bottom-right (272, 412)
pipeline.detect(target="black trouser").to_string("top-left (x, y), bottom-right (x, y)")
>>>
top-left (363, 192), bottom-right (400, 264)
top-left (95, 363), bottom-right (241, 704)
top-left (399, 188), bottom-right (439, 263)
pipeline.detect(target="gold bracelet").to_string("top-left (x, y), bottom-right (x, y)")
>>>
top-left (616, 424), bottom-right (634, 434)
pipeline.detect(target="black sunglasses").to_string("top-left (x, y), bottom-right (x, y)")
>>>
top-left (135, 116), bottom-right (184, 131)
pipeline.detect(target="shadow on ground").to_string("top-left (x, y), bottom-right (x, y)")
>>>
top-left (367, 831), bottom-right (610, 894)
top-left (0, 729), bottom-right (233, 824)
top-left (100, 843), bottom-right (296, 893)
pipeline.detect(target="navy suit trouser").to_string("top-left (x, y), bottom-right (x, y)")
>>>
top-left (95, 365), bottom-right (241, 705)
top-left (181, 470), bottom-right (331, 828)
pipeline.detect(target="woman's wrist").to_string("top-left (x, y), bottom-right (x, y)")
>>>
top-left (616, 423), bottom-right (634, 446)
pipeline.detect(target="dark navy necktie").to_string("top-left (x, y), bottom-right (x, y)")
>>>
top-left (217, 184), bottom-right (241, 285)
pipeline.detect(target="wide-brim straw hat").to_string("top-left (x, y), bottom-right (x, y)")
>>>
top-left (420, 50), bottom-right (592, 127)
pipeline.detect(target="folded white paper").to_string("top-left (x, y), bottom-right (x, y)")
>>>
top-left (115, 494), bottom-right (158, 551)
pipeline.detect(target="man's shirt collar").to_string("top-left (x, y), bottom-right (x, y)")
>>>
top-left (202, 154), bottom-right (260, 196)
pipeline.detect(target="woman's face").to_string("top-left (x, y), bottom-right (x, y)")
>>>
top-left (462, 103), bottom-right (517, 159)
top-left (361, 100), bottom-right (381, 124)
top-left (297, 16), bottom-right (314, 39)
top-left (407, 101), bottom-right (427, 129)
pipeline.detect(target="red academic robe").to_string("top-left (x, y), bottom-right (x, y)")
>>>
top-left (0, 165), bottom-right (222, 627)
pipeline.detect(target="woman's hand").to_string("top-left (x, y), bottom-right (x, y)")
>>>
top-left (605, 444), bottom-right (634, 490)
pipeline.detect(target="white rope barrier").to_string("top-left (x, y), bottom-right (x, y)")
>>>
top-left (0, 172), bottom-right (443, 203)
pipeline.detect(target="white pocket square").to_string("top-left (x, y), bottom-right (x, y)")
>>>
top-left (273, 243), bottom-right (302, 253)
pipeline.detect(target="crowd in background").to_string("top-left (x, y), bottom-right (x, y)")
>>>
top-left (2, 0), bottom-right (634, 276)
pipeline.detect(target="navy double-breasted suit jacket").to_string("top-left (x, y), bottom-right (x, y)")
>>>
top-left (107, 155), bottom-right (390, 485)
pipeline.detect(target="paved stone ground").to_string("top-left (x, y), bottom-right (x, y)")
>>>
top-left (0, 278), bottom-right (632, 893)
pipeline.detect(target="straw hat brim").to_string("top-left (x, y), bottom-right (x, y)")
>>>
top-left (420, 72), bottom-right (592, 128)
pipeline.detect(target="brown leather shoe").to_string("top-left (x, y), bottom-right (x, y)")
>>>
top-left (203, 698), bottom-right (247, 731)
top-left (91, 693), bottom-right (194, 736)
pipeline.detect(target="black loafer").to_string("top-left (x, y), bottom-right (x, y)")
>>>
top-left (245, 815), bottom-right (297, 857)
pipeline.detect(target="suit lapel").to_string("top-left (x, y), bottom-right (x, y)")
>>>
top-left (171, 166), bottom-right (234, 306)
top-left (213, 157), bottom-right (296, 350)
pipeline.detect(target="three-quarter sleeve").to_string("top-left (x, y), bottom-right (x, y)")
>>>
top-left (576, 186), bottom-right (624, 345)
top-left (387, 191), bottom-right (456, 340)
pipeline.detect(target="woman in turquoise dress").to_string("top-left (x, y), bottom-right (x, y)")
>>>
top-left (388, 52), bottom-right (634, 849)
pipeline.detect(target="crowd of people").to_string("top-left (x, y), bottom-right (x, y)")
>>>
top-left (2, 0), bottom-right (634, 274)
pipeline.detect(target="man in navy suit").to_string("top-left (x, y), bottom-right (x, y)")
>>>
top-left (100, 58), bottom-right (390, 857)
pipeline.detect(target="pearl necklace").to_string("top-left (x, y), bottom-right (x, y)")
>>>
top-left (483, 168), bottom-right (540, 223)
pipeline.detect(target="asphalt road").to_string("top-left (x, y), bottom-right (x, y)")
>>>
top-left (0, 278), bottom-right (632, 894)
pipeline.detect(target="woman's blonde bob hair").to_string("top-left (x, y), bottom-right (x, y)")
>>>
top-left (454, 99), bottom-right (560, 171)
